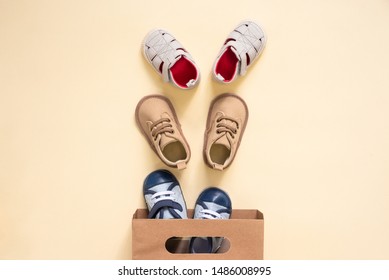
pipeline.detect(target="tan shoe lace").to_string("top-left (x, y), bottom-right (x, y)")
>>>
top-left (216, 116), bottom-right (239, 139)
top-left (150, 118), bottom-right (174, 140)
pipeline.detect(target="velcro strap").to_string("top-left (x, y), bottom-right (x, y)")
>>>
top-left (148, 200), bottom-right (183, 218)
top-left (225, 35), bottom-right (258, 75)
top-left (161, 49), bottom-right (189, 82)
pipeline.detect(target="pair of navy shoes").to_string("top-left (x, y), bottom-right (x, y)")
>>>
top-left (143, 169), bottom-right (232, 254)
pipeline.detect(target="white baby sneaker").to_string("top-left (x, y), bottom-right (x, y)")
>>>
top-left (212, 21), bottom-right (266, 83)
top-left (143, 29), bottom-right (200, 89)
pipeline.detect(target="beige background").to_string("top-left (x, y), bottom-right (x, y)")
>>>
top-left (1, 0), bottom-right (389, 259)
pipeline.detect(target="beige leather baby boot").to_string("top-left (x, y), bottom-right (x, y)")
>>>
top-left (204, 93), bottom-right (248, 170)
top-left (136, 95), bottom-right (191, 169)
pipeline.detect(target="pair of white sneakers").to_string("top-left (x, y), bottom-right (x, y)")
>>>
top-left (143, 21), bottom-right (266, 89)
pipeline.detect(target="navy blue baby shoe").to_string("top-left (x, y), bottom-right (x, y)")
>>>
top-left (189, 187), bottom-right (232, 253)
top-left (143, 169), bottom-right (188, 219)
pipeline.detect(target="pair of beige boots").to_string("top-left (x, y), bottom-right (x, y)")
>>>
top-left (135, 93), bottom-right (248, 171)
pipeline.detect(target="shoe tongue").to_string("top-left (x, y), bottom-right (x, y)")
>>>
top-left (214, 134), bottom-right (231, 149)
top-left (159, 133), bottom-right (177, 151)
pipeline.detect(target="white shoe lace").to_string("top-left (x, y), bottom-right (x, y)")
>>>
top-left (150, 190), bottom-right (176, 204)
top-left (200, 209), bottom-right (223, 220)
